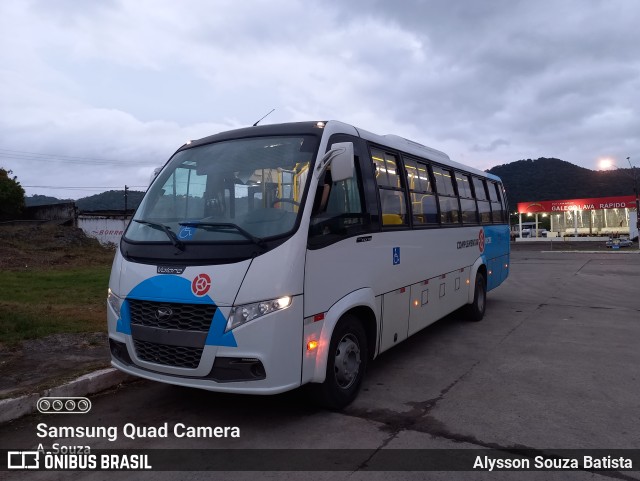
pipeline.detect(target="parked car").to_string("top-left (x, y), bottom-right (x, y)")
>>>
top-left (606, 236), bottom-right (633, 248)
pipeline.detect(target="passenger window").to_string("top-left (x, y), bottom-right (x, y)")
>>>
top-left (455, 172), bottom-right (472, 198)
top-left (455, 172), bottom-right (478, 224)
top-left (473, 178), bottom-right (488, 201)
top-left (411, 193), bottom-right (438, 225)
top-left (478, 200), bottom-right (492, 224)
top-left (371, 148), bottom-right (408, 227)
top-left (380, 189), bottom-right (407, 225)
top-left (439, 196), bottom-right (460, 224)
top-left (489, 182), bottom-right (505, 223)
top-left (433, 166), bottom-right (459, 224)
top-left (432, 166), bottom-right (455, 196)
top-left (372, 150), bottom-right (402, 188)
top-left (473, 178), bottom-right (492, 224)
top-left (406, 157), bottom-right (437, 225)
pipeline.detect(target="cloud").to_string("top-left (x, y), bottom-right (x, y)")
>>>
top-left (473, 139), bottom-right (510, 153)
top-left (0, 0), bottom-right (639, 197)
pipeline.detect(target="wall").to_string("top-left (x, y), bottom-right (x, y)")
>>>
top-left (25, 203), bottom-right (76, 223)
top-left (78, 216), bottom-right (129, 245)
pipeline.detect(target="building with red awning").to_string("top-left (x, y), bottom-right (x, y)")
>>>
top-left (515, 195), bottom-right (638, 240)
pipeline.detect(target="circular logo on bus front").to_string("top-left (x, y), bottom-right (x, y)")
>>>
top-left (192, 273), bottom-right (211, 297)
top-left (478, 229), bottom-right (485, 253)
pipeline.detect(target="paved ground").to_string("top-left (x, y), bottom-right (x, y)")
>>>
top-left (1, 246), bottom-right (639, 480)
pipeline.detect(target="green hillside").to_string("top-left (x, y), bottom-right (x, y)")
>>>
top-left (487, 158), bottom-right (637, 209)
top-left (24, 195), bottom-right (72, 207)
top-left (25, 190), bottom-right (145, 212)
top-left (75, 190), bottom-right (145, 211)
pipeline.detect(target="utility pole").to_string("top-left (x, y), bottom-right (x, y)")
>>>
top-left (124, 185), bottom-right (128, 220)
top-left (627, 157), bottom-right (640, 250)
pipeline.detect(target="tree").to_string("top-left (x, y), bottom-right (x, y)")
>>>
top-left (0, 168), bottom-right (26, 220)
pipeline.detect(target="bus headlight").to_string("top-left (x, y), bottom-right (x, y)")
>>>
top-left (107, 288), bottom-right (123, 318)
top-left (226, 296), bottom-right (292, 332)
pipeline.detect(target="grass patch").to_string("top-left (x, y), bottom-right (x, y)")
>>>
top-left (0, 267), bottom-right (109, 344)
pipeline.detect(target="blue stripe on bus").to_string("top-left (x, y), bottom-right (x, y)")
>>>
top-left (116, 275), bottom-right (237, 347)
top-left (482, 225), bottom-right (510, 291)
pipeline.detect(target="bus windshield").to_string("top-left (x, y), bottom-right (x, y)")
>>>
top-left (125, 135), bottom-right (318, 244)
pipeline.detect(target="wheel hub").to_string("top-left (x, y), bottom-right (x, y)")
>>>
top-left (334, 334), bottom-right (361, 389)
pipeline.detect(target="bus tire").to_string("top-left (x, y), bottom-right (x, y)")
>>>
top-left (467, 271), bottom-right (486, 322)
top-left (313, 314), bottom-right (368, 410)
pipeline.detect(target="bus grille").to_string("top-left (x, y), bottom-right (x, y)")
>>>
top-left (128, 300), bottom-right (216, 332)
top-left (133, 340), bottom-right (203, 369)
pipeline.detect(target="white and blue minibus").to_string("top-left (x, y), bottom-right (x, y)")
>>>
top-left (107, 120), bottom-right (510, 408)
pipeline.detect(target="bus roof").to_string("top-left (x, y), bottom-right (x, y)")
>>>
top-left (351, 123), bottom-right (491, 179)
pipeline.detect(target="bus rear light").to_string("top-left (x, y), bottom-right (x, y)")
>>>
top-left (466, 279), bottom-right (470, 285)
top-left (307, 340), bottom-right (319, 351)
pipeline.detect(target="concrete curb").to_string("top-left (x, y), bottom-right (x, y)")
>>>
top-left (0, 368), bottom-right (133, 424)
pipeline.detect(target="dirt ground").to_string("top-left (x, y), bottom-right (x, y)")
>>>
top-left (0, 332), bottom-right (110, 399)
top-left (0, 223), bottom-right (114, 270)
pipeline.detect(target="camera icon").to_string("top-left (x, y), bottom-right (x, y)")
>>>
top-left (37, 397), bottom-right (91, 414)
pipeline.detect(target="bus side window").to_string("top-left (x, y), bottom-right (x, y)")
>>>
top-left (456, 171), bottom-right (478, 224)
top-left (473, 177), bottom-right (492, 224)
top-left (372, 148), bottom-right (408, 227)
top-left (488, 181), bottom-right (504, 223)
top-left (405, 156), bottom-right (438, 226)
top-left (432, 166), bottom-right (460, 224)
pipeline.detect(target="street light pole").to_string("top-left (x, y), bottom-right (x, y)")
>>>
top-left (627, 157), bottom-right (640, 250)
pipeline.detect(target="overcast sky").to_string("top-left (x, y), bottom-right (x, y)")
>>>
top-left (1, 0), bottom-right (639, 199)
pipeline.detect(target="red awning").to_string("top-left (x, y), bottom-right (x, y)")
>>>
top-left (517, 195), bottom-right (636, 214)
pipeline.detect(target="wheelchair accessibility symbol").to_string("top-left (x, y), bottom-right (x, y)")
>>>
top-left (178, 226), bottom-right (195, 240)
top-left (393, 247), bottom-right (400, 265)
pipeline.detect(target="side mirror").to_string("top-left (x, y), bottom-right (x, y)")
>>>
top-left (316, 142), bottom-right (354, 182)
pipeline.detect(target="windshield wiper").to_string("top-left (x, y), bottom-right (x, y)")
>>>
top-left (133, 220), bottom-right (185, 251)
top-left (179, 221), bottom-right (266, 248)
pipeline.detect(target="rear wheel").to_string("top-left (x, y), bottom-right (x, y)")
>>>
top-left (467, 271), bottom-right (486, 322)
top-left (312, 314), bottom-right (368, 409)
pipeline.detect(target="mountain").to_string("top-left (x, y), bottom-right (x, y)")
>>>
top-left (487, 158), bottom-right (637, 209)
top-left (76, 190), bottom-right (145, 211)
top-left (25, 190), bottom-right (145, 212)
top-left (24, 195), bottom-right (73, 207)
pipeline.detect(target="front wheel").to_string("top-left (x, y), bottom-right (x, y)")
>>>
top-left (311, 314), bottom-right (368, 410)
top-left (467, 271), bottom-right (486, 322)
